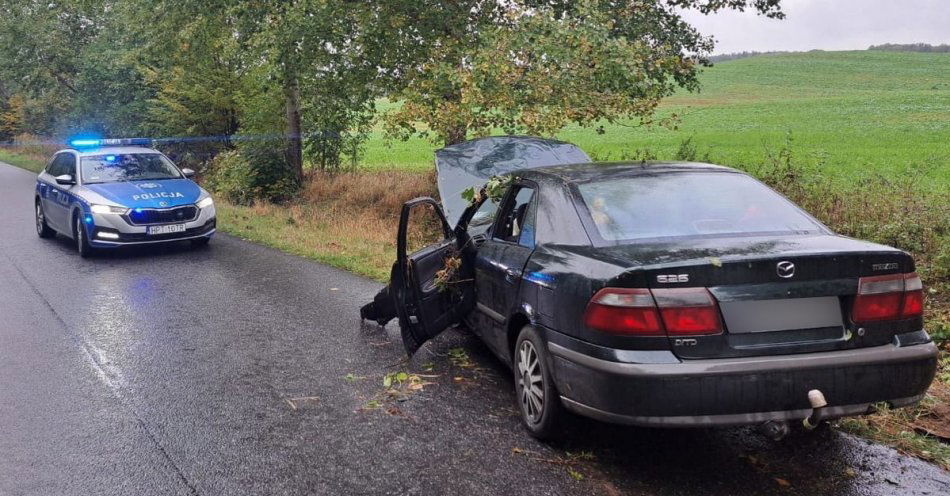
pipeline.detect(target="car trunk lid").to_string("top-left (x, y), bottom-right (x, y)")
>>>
top-left (601, 234), bottom-right (915, 359)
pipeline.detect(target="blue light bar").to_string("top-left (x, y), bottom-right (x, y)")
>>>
top-left (68, 137), bottom-right (153, 148)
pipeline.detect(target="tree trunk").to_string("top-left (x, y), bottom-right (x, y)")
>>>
top-left (285, 82), bottom-right (303, 183)
top-left (444, 123), bottom-right (468, 146)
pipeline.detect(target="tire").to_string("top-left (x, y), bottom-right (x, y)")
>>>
top-left (74, 213), bottom-right (93, 258)
top-left (35, 201), bottom-right (54, 238)
top-left (191, 237), bottom-right (210, 248)
top-left (514, 325), bottom-right (565, 439)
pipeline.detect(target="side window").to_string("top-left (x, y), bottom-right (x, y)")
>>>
top-left (60, 153), bottom-right (77, 178)
top-left (493, 186), bottom-right (536, 245)
top-left (518, 194), bottom-right (537, 249)
top-left (469, 197), bottom-right (499, 229)
top-left (46, 155), bottom-right (65, 176)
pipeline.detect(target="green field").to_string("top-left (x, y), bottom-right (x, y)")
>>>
top-left (361, 51), bottom-right (950, 187)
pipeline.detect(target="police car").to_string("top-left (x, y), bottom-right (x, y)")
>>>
top-left (34, 138), bottom-right (216, 257)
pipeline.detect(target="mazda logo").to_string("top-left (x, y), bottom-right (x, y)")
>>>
top-left (776, 261), bottom-right (796, 278)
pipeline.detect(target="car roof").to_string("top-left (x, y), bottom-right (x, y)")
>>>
top-left (517, 161), bottom-right (740, 184)
top-left (59, 146), bottom-right (162, 157)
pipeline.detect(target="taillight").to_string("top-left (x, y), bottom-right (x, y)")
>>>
top-left (583, 288), bottom-right (663, 336)
top-left (653, 288), bottom-right (723, 335)
top-left (902, 273), bottom-right (924, 318)
top-left (852, 272), bottom-right (924, 323)
top-left (584, 287), bottom-right (722, 336)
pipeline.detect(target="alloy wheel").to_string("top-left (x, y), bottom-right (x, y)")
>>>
top-left (35, 204), bottom-right (44, 235)
top-left (517, 340), bottom-right (544, 423)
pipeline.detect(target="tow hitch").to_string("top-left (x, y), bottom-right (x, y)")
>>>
top-left (803, 389), bottom-right (828, 430)
top-left (759, 389), bottom-right (829, 440)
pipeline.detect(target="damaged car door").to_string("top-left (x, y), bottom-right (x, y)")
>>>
top-left (362, 197), bottom-right (477, 354)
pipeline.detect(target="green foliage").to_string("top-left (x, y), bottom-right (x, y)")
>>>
top-left (382, 371), bottom-right (409, 389)
top-left (383, 0), bottom-right (784, 145)
top-left (674, 137), bottom-right (698, 161)
top-left (204, 145), bottom-right (298, 204)
top-left (360, 51), bottom-right (950, 190)
top-left (461, 175), bottom-right (516, 206)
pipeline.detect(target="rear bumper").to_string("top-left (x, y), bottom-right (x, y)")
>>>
top-left (548, 337), bottom-right (938, 427)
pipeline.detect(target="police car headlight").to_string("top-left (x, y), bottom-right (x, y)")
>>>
top-left (90, 204), bottom-right (129, 215)
top-left (197, 197), bottom-right (214, 209)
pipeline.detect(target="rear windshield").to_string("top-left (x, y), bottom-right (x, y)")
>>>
top-left (80, 153), bottom-right (182, 184)
top-left (576, 172), bottom-right (823, 242)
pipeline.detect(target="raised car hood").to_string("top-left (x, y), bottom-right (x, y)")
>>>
top-left (436, 136), bottom-right (590, 226)
top-left (84, 179), bottom-right (202, 208)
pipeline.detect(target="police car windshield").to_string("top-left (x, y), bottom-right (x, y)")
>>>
top-left (80, 154), bottom-right (182, 184)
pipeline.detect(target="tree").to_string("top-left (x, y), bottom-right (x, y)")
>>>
top-left (383, 0), bottom-right (784, 146)
top-left (0, 0), bottom-right (109, 135)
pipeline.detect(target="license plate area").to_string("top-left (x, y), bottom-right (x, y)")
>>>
top-left (147, 223), bottom-right (187, 235)
top-left (718, 296), bottom-right (843, 334)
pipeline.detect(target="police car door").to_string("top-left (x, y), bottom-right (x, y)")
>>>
top-left (45, 152), bottom-right (77, 231)
top-left (393, 197), bottom-right (476, 355)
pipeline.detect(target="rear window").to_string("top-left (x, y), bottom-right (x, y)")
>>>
top-left (80, 153), bottom-right (182, 184)
top-left (576, 172), bottom-right (823, 242)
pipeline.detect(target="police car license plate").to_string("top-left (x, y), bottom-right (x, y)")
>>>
top-left (148, 224), bottom-right (187, 235)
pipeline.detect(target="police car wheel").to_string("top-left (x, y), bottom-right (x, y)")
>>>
top-left (74, 214), bottom-right (93, 258)
top-left (35, 201), bottom-right (54, 238)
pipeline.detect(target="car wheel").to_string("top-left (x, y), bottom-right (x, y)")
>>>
top-left (514, 325), bottom-right (565, 439)
top-left (191, 237), bottom-right (210, 248)
top-left (35, 201), bottom-right (54, 238)
top-left (74, 214), bottom-right (93, 258)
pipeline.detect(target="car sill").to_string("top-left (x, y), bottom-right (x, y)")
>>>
top-left (476, 302), bottom-right (505, 323)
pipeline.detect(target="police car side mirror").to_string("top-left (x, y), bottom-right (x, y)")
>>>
top-left (181, 168), bottom-right (196, 179)
top-left (54, 174), bottom-right (75, 186)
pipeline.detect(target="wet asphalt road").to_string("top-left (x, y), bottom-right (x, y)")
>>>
top-left (0, 161), bottom-right (947, 496)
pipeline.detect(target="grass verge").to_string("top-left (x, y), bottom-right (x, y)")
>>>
top-left (0, 148), bottom-right (45, 172)
top-left (216, 170), bottom-right (437, 282)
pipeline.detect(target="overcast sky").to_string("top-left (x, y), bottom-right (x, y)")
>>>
top-left (681, 0), bottom-right (950, 54)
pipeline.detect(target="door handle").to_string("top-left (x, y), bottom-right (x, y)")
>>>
top-left (504, 268), bottom-right (519, 284)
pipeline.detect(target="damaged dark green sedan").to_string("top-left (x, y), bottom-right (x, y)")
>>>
top-left (362, 136), bottom-right (938, 439)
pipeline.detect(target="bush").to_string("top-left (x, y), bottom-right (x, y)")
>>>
top-left (739, 136), bottom-right (950, 337)
top-left (204, 147), bottom-right (298, 204)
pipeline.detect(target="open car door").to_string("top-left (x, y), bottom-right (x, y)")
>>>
top-left (361, 197), bottom-right (477, 355)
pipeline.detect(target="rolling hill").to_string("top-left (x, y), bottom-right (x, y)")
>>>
top-left (361, 51), bottom-right (950, 187)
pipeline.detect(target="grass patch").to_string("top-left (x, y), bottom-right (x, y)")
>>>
top-left (0, 148), bottom-right (45, 173)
